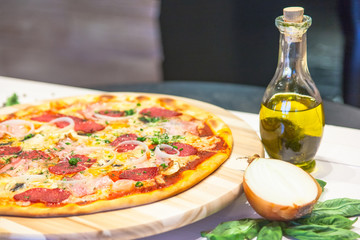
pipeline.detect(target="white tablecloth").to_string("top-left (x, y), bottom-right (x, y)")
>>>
top-left (1, 76), bottom-right (359, 239)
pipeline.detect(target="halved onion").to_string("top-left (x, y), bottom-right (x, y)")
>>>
top-left (243, 156), bottom-right (322, 221)
top-left (0, 119), bottom-right (34, 138)
top-left (49, 117), bottom-right (75, 131)
top-left (155, 144), bottom-right (180, 159)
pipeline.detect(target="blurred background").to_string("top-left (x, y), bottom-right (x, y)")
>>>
top-left (0, 0), bottom-right (354, 106)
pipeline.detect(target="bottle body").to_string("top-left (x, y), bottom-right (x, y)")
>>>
top-left (260, 15), bottom-right (324, 172)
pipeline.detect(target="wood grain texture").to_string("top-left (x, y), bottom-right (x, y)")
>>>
top-left (0, 93), bottom-right (264, 239)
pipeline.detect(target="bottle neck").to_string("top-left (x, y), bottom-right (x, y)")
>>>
top-left (277, 32), bottom-right (309, 76)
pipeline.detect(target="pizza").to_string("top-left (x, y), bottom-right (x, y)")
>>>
top-left (0, 93), bottom-right (232, 217)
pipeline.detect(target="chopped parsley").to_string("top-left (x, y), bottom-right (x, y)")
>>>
top-left (4, 93), bottom-right (19, 106)
top-left (139, 116), bottom-right (161, 123)
top-left (160, 163), bottom-right (168, 169)
top-left (137, 137), bottom-right (146, 142)
top-left (150, 132), bottom-right (184, 145)
top-left (124, 109), bottom-right (135, 116)
top-left (68, 157), bottom-right (81, 166)
top-left (135, 181), bottom-right (144, 187)
top-left (5, 158), bottom-right (11, 164)
top-left (22, 133), bottom-right (35, 141)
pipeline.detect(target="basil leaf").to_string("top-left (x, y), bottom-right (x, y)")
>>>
top-left (312, 198), bottom-right (360, 217)
top-left (316, 179), bottom-right (327, 192)
top-left (5, 93), bottom-right (19, 106)
top-left (284, 224), bottom-right (360, 240)
top-left (257, 222), bottom-right (283, 240)
top-left (201, 219), bottom-right (264, 240)
top-left (299, 215), bottom-right (357, 229)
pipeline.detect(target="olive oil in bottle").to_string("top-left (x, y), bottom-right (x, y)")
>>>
top-left (260, 7), bottom-right (325, 172)
top-left (260, 93), bottom-right (325, 172)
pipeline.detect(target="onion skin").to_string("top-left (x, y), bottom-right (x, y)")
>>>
top-left (243, 157), bottom-right (322, 221)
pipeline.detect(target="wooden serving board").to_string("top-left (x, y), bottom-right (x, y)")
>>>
top-left (0, 93), bottom-right (264, 240)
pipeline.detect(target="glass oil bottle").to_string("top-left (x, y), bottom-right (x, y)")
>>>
top-left (259, 7), bottom-right (325, 172)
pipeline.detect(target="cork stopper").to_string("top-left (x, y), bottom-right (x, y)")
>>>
top-left (283, 7), bottom-right (304, 23)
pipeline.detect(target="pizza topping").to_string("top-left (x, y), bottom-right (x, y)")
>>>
top-left (13, 188), bottom-right (71, 204)
top-left (160, 161), bottom-right (181, 175)
top-left (19, 150), bottom-right (51, 161)
top-left (93, 109), bottom-right (136, 121)
top-left (111, 134), bottom-right (139, 152)
top-left (109, 167), bottom-right (158, 182)
top-left (31, 113), bottom-right (64, 122)
top-left (112, 179), bottom-right (135, 193)
top-left (34, 114), bottom-right (105, 134)
top-left (10, 182), bottom-right (25, 192)
top-left (198, 123), bottom-right (214, 137)
top-left (169, 142), bottom-right (197, 157)
top-left (155, 144), bottom-right (180, 159)
top-left (96, 110), bottom-right (125, 117)
top-left (0, 146), bottom-right (21, 156)
top-left (49, 154), bottom-right (96, 175)
top-left (0, 119), bottom-right (35, 138)
top-left (49, 117), bottom-right (76, 131)
top-left (59, 174), bottom-right (113, 197)
top-left (160, 119), bottom-right (199, 136)
top-left (140, 107), bottom-right (181, 118)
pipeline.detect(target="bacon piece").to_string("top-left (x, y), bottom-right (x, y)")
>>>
top-left (19, 150), bottom-right (51, 160)
top-left (0, 146), bottom-right (21, 156)
top-left (0, 157), bottom-right (24, 174)
top-left (165, 143), bottom-right (197, 157)
top-left (49, 154), bottom-right (96, 175)
top-left (140, 107), bottom-right (181, 118)
top-left (111, 134), bottom-right (138, 152)
top-left (96, 110), bottom-right (125, 117)
top-left (13, 188), bottom-right (70, 204)
top-left (109, 167), bottom-right (158, 182)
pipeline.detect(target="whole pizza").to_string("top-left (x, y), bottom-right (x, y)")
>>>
top-left (0, 93), bottom-right (232, 217)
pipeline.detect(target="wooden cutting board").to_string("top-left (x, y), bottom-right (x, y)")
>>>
top-left (0, 93), bottom-right (264, 240)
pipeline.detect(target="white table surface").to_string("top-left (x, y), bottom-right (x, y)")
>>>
top-left (1, 76), bottom-right (360, 239)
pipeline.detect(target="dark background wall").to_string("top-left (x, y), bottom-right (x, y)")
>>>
top-left (160, 0), bottom-right (343, 103)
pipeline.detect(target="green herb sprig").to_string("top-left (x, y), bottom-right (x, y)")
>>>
top-left (4, 93), bottom-right (19, 106)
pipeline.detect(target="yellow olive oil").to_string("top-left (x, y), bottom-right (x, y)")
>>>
top-left (259, 93), bottom-right (325, 172)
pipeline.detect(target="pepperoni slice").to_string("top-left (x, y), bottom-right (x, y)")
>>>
top-left (140, 107), bottom-right (181, 118)
top-left (13, 188), bottom-right (70, 204)
top-left (165, 143), bottom-right (198, 157)
top-left (19, 150), bottom-right (51, 160)
top-left (111, 134), bottom-right (138, 152)
top-left (32, 113), bottom-right (105, 134)
top-left (49, 155), bottom-right (96, 175)
top-left (109, 167), bottom-right (158, 182)
top-left (73, 118), bottom-right (105, 134)
top-left (31, 113), bottom-right (64, 122)
top-left (0, 146), bottom-right (21, 156)
top-left (96, 110), bottom-right (125, 117)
